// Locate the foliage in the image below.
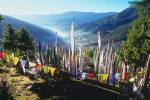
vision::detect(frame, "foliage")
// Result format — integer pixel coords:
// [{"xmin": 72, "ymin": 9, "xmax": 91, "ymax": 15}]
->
[
  {"xmin": 2, "ymin": 24, "xmax": 17, "ymax": 51},
  {"xmin": 0, "ymin": 59, "xmax": 7, "ymax": 67},
  {"xmin": 2, "ymin": 25, "xmax": 35, "ymax": 56},
  {"xmin": 17, "ymin": 28, "xmax": 35, "ymax": 52},
  {"xmin": 120, "ymin": 0, "xmax": 150, "ymax": 68},
  {"xmin": 84, "ymin": 48, "xmax": 94, "ymax": 58}
]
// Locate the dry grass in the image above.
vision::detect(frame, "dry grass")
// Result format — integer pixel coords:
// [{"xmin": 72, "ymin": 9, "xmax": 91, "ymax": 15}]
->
[{"xmin": 0, "ymin": 67, "xmax": 44, "ymax": 100}]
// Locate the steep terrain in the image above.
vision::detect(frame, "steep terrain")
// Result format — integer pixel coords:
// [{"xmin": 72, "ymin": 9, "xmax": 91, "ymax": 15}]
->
[
  {"xmin": 75, "ymin": 7, "xmax": 138, "ymax": 47},
  {"xmin": 0, "ymin": 16, "xmax": 64, "ymax": 46}
]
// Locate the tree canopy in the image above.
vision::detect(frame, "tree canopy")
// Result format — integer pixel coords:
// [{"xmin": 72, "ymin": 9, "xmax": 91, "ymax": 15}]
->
[
  {"xmin": 120, "ymin": 0, "xmax": 150, "ymax": 68},
  {"xmin": 17, "ymin": 28, "xmax": 35, "ymax": 52},
  {"xmin": 2, "ymin": 24, "xmax": 35, "ymax": 55},
  {"xmin": 2, "ymin": 24, "xmax": 17, "ymax": 51}
]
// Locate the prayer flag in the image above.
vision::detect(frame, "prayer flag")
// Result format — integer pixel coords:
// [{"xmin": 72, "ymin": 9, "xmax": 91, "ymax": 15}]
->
[
  {"xmin": 49, "ymin": 67, "xmax": 56, "ymax": 77},
  {"xmin": 13, "ymin": 57, "xmax": 19, "ymax": 65},
  {"xmin": 20, "ymin": 59, "xmax": 27, "ymax": 73}
]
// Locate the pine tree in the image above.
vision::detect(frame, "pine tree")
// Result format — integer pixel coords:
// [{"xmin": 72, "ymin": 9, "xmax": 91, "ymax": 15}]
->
[
  {"xmin": 121, "ymin": 0, "xmax": 150, "ymax": 68},
  {"xmin": 120, "ymin": 0, "xmax": 150, "ymax": 94},
  {"xmin": 2, "ymin": 24, "xmax": 17, "ymax": 51},
  {"xmin": 17, "ymin": 28, "xmax": 35, "ymax": 52}
]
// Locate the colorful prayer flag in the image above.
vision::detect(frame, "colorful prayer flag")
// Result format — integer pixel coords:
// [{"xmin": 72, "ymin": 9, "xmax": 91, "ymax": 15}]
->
[
  {"xmin": 20, "ymin": 59, "xmax": 26, "ymax": 73},
  {"xmin": 13, "ymin": 57, "xmax": 19, "ymax": 65},
  {"xmin": 49, "ymin": 67, "xmax": 56, "ymax": 77}
]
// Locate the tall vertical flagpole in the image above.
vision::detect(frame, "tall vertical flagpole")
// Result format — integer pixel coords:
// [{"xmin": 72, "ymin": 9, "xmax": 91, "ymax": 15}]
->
[
  {"xmin": 79, "ymin": 46, "xmax": 83, "ymax": 73},
  {"xmin": 55, "ymin": 32, "xmax": 58, "ymax": 55},
  {"xmin": 97, "ymin": 30, "xmax": 101, "ymax": 51},
  {"xmin": 39, "ymin": 40, "xmax": 43, "ymax": 65},
  {"xmin": 78, "ymin": 37, "xmax": 83, "ymax": 73},
  {"xmin": 53, "ymin": 32, "xmax": 58, "ymax": 67},
  {"xmin": 95, "ymin": 30, "xmax": 101, "ymax": 73},
  {"xmin": 70, "ymin": 19, "xmax": 76, "ymax": 75}
]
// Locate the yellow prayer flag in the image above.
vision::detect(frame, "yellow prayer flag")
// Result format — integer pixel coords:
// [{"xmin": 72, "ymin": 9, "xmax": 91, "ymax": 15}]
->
[
  {"xmin": 13, "ymin": 57, "xmax": 19, "ymax": 65},
  {"xmin": 49, "ymin": 67, "xmax": 56, "ymax": 77},
  {"xmin": 99, "ymin": 74, "xmax": 108, "ymax": 82},
  {"xmin": 102, "ymin": 74, "xmax": 108, "ymax": 81}
]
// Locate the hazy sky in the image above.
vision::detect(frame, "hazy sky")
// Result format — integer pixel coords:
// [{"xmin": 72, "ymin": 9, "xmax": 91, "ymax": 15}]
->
[{"xmin": 0, "ymin": 0, "xmax": 133, "ymax": 15}]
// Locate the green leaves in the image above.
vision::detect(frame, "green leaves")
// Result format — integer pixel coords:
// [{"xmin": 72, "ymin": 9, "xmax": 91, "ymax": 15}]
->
[
  {"xmin": 17, "ymin": 28, "xmax": 35, "ymax": 51},
  {"xmin": 2, "ymin": 24, "xmax": 35, "ymax": 55},
  {"xmin": 85, "ymin": 48, "xmax": 94, "ymax": 58},
  {"xmin": 2, "ymin": 24, "xmax": 17, "ymax": 51},
  {"xmin": 120, "ymin": 0, "xmax": 150, "ymax": 68}
]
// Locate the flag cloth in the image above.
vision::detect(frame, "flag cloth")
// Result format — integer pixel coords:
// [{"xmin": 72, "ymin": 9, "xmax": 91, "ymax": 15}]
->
[
  {"xmin": 123, "ymin": 72, "xmax": 129, "ymax": 80},
  {"xmin": 13, "ymin": 57, "xmax": 19, "ymax": 65},
  {"xmin": 118, "ymin": 65, "xmax": 123, "ymax": 72},
  {"xmin": 98, "ymin": 74, "xmax": 108, "ymax": 82},
  {"xmin": 115, "ymin": 73, "xmax": 122, "ymax": 81},
  {"xmin": 35, "ymin": 63, "xmax": 42, "ymax": 71},
  {"xmin": 82, "ymin": 72, "xmax": 88, "ymax": 80},
  {"xmin": 95, "ymin": 50, "xmax": 100, "ymax": 73},
  {"xmin": 29, "ymin": 62, "xmax": 36, "ymax": 67},
  {"xmin": 70, "ymin": 20, "xmax": 76, "ymax": 74},
  {"xmin": 138, "ymin": 68, "xmax": 144, "ymax": 77},
  {"xmin": 49, "ymin": 67, "xmax": 56, "ymax": 77},
  {"xmin": 42, "ymin": 66, "xmax": 49, "ymax": 74},
  {"xmin": 20, "ymin": 59, "xmax": 27, "ymax": 73},
  {"xmin": 109, "ymin": 73, "xmax": 115, "ymax": 85},
  {"xmin": 99, "ymin": 49, "xmax": 104, "ymax": 73},
  {"xmin": 114, "ymin": 53, "xmax": 120, "ymax": 69},
  {"xmin": 95, "ymin": 30, "xmax": 101, "ymax": 73},
  {"xmin": 0, "ymin": 51, "xmax": 7, "ymax": 58}
]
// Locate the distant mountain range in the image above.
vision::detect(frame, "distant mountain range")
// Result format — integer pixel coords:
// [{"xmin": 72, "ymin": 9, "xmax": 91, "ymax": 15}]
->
[
  {"xmin": 14, "ymin": 11, "xmax": 117, "ymax": 37},
  {"xmin": 0, "ymin": 15, "xmax": 64, "ymax": 47},
  {"xmin": 13, "ymin": 7, "xmax": 138, "ymax": 48}
]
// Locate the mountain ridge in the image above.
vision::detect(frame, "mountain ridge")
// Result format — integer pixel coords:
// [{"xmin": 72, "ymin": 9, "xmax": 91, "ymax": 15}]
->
[
  {"xmin": 0, "ymin": 15, "xmax": 64, "ymax": 46},
  {"xmin": 13, "ymin": 11, "xmax": 117, "ymax": 35},
  {"xmin": 75, "ymin": 7, "xmax": 138, "ymax": 47},
  {"xmin": 12, "ymin": 8, "xmax": 138, "ymax": 47}
]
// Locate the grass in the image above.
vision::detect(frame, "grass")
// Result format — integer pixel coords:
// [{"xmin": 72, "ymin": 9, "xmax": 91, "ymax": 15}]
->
[{"xmin": 0, "ymin": 67, "xmax": 43, "ymax": 100}]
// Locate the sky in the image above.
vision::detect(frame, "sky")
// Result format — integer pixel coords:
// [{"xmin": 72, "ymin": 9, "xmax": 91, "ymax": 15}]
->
[{"xmin": 0, "ymin": 0, "xmax": 133, "ymax": 15}]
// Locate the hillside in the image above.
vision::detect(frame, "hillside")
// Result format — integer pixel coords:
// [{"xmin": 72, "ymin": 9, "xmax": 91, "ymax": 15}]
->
[
  {"xmin": 76, "ymin": 7, "xmax": 138, "ymax": 47},
  {"xmin": 0, "ymin": 15, "xmax": 64, "ymax": 46}
]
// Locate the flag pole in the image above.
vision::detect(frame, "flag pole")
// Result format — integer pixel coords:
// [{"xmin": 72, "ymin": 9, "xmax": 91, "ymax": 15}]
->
[{"xmin": 70, "ymin": 18, "xmax": 76, "ymax": 76}]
